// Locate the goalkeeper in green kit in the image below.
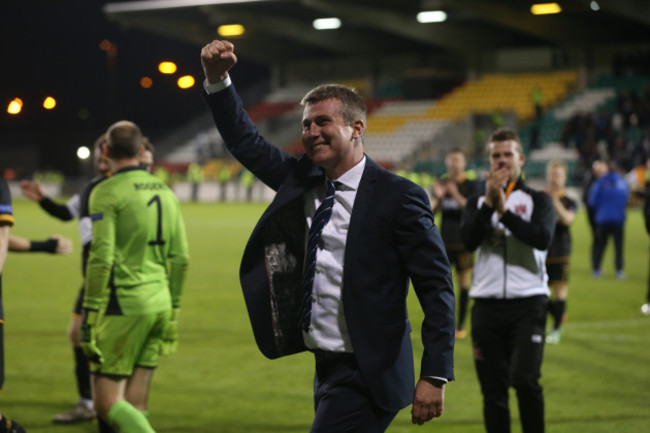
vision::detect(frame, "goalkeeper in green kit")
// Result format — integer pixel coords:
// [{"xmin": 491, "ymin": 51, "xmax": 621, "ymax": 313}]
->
[{"xmin": 82, "ymin": 120, "xmax": 189, "ymax": 432}]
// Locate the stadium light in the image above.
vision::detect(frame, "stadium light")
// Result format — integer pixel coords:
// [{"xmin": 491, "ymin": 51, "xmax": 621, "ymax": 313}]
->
[
  {"xmin": 218, "ymin": 24, "xmax": 245, "ymax": 37},
  {"xmin": 313, "ymin": 18, "xmax": 341, "ymax": 30},
  {"xmin": 99, "ymin": 39, "xmax": 113, "ymax": 51},
  {"xmin": 177, "ymin": 75, "xmax": 196, "ymax": 89},
  {"xmin": 7, "ymin": 98, "xmax": 23, "ymax": 115},
  {"xmin": 530, "ymin": 3, "xmax": 562, "ymax": 15},
  {"xmin": 590, "ymin": 1, "xmax": 600, "ymax": 11},
  {"xmin": 416, "ymin": 11, "xmax": 447, "ymax": 23},
  {"xmin": 158, "ymin": 61, "xmax": 177, "ymax": 74},
  {"xmin": 77, "ymin": 146, "xmax": 91, "ymax": 160},
  {"xmin": 140, "ymin": 76, "xmax": 153, "ymax": 88},
  {"xmin": 43, "ymin": 96, "xmax": 56, "ymax": 110}
]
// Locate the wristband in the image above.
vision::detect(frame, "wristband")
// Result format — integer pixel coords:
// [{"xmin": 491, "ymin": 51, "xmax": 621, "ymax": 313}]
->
[{"xmin": 30, "ymin": 238, "xmax": 58, "ymax": 253}]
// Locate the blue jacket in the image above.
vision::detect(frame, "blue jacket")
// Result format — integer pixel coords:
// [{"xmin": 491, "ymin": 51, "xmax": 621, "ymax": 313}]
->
[{"xmin": 588, "ymin": 171, "xmax": 629, "ymax": 226}]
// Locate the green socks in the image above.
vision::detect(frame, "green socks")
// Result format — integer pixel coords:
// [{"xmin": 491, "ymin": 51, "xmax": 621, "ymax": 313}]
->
[{"xmin": 107, "ymin": 400, "xmax": 155, "ymax": 433}]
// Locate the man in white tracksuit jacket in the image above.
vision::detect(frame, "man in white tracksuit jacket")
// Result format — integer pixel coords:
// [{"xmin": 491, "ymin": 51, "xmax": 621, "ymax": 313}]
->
[{"xmin": 461, "ymin": 127, "xmax": 556, "ymax": 433}]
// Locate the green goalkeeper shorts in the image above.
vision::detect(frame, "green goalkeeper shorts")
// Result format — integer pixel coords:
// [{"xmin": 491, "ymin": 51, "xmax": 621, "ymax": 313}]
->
[{"xmin": 91, "ymin": 310, "xmax": 171, "ymax": 377}]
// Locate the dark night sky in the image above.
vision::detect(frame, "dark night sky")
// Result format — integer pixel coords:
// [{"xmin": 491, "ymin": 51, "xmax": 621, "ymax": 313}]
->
[{"xmin": 0, "ymin": 1, "xmax": 267, "ymax": 176}]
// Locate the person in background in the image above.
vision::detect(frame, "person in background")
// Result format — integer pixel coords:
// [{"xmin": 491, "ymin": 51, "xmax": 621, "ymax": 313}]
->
[
  {"xmin": 82, "ymin": 120, "xmax": 189, "ymax": 432},
  {"xmin": 582, "ymin": 160, "xmax": 608, "ymax": 267},
  {"xmin": 462, "ymin": 127, "xmax": 555, "ymax": 433},
  {"xmin": 240, "ymin": 168, "xmax": 255, "ymax": 202},
  {"xmin": 218, "ymin": 163, "xmax": 231, "ymax": 202},
  {"xmin": 140, "ymin": 137, "xmax": 155, "ymax": 173},
  {"xmin": 8, "ymin": 235, "xmax": 72, "ymax": 255},
  {"xmin": 432, "ymin": 148, "xmax": 479, "ymax": 339},
  {"xmin": 641, "ymin": 163, "xmax": 650, "ymax": 315},
  {"xmin": 588, "ymin": 161, "xmax": 629, "ymax": 279},
  {"xmin": 187, "ymin": 162, "xmax": 203, "ymax": 202},
  {"xmin": 0, "ymin": 177, "xmax": 26, "ymax": 433},
  {"xmin": 543, "ymin": 161, "xmax": 577, "ymax": 344},
  {"xmin": 19, "ymin": 134, "xmax": 110, "ymax": 424}
]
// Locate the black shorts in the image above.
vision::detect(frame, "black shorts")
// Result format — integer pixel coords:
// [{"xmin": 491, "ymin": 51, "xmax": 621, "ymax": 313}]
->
[
  {"xmin": 73, "ymin": 285, "xmax": 85, "ymax": 316},
  {"xmin": 546, "ymin": 256, "xmax": 570, "ymax": 284},
  {"xmin": 445, "ymin": 243, "xmax": 474, "ymax": 272}
]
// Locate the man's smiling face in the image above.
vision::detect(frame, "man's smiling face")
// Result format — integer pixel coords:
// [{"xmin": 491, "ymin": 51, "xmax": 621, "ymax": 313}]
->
[{"xmin": 301, "ymin": 98, "xmax": 363, "ymax": 178}]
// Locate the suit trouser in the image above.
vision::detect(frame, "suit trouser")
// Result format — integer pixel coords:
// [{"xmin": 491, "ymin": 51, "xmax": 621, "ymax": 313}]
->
[
  {"xmin": 592, "ymin": 223, "xmax": 624, "ymax": 272},
  {"xmin": 310, "ymin": 351, "xmax": 397, "ymax": 433},
  {"xmin": 471, "ymin": 296, "xmax": 547, "ymax": 433}
]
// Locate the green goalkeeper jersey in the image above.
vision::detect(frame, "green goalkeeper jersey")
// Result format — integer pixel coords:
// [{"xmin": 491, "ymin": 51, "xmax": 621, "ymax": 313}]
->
[{"xmin": 84, "ymin": 166, "xmax": 189, "ymax": 316}]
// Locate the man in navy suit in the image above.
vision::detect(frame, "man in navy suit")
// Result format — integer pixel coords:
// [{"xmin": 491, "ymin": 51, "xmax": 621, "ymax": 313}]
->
[{"xmin": 200, "ymin": 40, "xmax": 455, "ymax": 432}]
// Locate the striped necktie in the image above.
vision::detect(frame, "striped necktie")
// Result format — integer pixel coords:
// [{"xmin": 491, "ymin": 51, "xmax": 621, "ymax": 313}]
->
[{"xmin": 298, "ymin": 180, "xmax": 336, "ymax": 332}]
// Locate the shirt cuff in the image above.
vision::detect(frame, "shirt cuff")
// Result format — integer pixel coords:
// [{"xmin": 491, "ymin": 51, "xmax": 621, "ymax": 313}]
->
[
  {"xmin": 203, "ymin": 76, "xmax": 232, "ymax": 94},
  {"xmin": 424, "ymin": 376, "xmax": 448, "ymax": 384}
]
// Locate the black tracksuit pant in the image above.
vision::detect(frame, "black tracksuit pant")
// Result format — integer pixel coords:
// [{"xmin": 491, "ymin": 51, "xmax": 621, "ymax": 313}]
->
[{"xmin": 472, "ymin": 295, "xmax": 547, "ymax": 433}]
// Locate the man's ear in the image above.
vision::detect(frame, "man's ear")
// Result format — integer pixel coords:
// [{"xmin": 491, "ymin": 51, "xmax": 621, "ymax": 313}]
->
[
  {"xmin": 137, "ymin": 144, "xmax": 145, "ymax": 158},
  {"xmin": 101, "ymin": 142, "xmax": 110, "ymax": 158},
  {"xmin": 352, "ymin": 119, "xmax": 365, "ymax": 139}
]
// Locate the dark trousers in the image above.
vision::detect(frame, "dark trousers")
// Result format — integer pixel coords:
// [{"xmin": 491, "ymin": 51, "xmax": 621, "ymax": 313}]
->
[
  {"xmin": 592, "ymin": 224, "xmax": 624, "ymax": 272},
  {"xmin": 310, "ymin": 351, "xmax": 397, "ymax": 433},
  {"xmin": 471, "ymin": 297, "xmax": 547, "ymax": 433}
]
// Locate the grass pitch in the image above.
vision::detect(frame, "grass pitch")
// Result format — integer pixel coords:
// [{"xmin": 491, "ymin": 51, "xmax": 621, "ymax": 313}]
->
[{"xmin": 2, "ymin": 199, "xmax": 649, "ymax": 432}]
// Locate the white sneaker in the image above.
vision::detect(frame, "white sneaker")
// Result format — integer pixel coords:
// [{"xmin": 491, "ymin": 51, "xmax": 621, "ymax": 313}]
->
[
  {"xmin": 52, "ymin": 403, "xmax": 96, "ymax": 424},
  {"xmin": 641, "ymin": 303, "xmax": 650, "ymax": 316}
]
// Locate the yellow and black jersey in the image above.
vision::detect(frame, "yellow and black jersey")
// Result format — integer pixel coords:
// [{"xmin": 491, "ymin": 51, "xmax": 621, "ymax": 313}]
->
[
  {"xmin": 548, "ymin": 194, "xmax": 577, "ymax": 259},
  {"xmin": 438, "ymin": 173, "xmax": 480, "ymax": 246}
]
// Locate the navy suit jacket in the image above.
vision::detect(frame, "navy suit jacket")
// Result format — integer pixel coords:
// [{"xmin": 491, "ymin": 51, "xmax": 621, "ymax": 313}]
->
[{"xmin": 204, "ymin": 84, "xmax": 455, "ymax": 412}]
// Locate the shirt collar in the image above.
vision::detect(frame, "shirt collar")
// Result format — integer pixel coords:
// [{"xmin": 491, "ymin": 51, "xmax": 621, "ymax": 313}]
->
[
  {"xmin": 113, "ymin": 165, "xmax": 147, "ymax": 175},
  {"xmin": 330, "ymin": 156, "xmax": 365, "ymax": 191}
]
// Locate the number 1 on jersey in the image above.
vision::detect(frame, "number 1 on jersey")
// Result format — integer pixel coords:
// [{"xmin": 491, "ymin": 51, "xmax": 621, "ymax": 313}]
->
[{"xmin": 148, "ymin": 195, "xmax": 166, "ymax": 246}]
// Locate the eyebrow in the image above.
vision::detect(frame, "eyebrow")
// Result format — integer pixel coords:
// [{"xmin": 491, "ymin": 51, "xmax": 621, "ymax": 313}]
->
[{"xmin": 302, "ymin": 114, "xmax": 334, "ymax": 125}]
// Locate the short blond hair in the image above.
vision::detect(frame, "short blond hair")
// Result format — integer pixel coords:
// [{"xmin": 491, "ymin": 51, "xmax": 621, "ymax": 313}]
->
[{"xmin": 546, "ymin": 160, "xmax": 567, "ymax": 173}]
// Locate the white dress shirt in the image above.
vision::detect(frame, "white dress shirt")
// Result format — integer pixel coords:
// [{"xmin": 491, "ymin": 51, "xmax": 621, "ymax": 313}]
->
[{"xmin": 302, "ymin": 157, "xmax": 366, "ymax": 352}]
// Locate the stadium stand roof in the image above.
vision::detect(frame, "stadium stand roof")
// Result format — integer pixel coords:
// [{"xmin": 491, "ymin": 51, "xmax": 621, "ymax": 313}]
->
[{"xmin": 104, "ymin": 0, "xmax": 650, "ymax": 65}]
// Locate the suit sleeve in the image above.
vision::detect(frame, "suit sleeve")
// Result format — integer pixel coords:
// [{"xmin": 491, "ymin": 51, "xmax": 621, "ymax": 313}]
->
[
  {"xmin": 203, "ymin": 85, "xmax": 297, "ymax": 191},
  {"xmin": 395, "ymin": 185, "xmax": 455, "ymax": 380},
  {"xmin": 499, "ymin": 191, "xmax": 556, "ymax": 250}
]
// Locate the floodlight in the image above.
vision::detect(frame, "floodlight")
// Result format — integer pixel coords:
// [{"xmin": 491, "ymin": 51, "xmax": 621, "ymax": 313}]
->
[
  {"xmin": 531, "ymin": 3, "xmax": 562, "ymax": 15},
  {"xmin": 417, "ymin": 11, "xmax": 447, "ymax": 23},
  {"xmin": 313, "ymin": 18, "xmax": 341, "ymax": 30},
  {"xmin": 159, "ymin": 62, "xmax": 178, "ymax": 74},
  {"xmin": 218, "ymin": 24, "xmax": 245, "ymax": 36},
  {"xmin": 77, "ymin": 146, "xmax": 91, "ymax": 160},
  {"xmin": 43, "ymin": 96, "xmax": 56, "ymax": 110},
  {"xmin": 177, "ymin": 75, "xmax": 196, "ymax": 89}
]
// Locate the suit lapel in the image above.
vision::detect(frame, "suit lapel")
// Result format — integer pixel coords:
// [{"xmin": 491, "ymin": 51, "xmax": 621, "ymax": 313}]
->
[
  {"xmin": 260, "ymin": 158, "xmax": 324, "ymax": 222},
  {"xmin": 348, "ymin": 155, "xmax": 378, "ymax": 244}
]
